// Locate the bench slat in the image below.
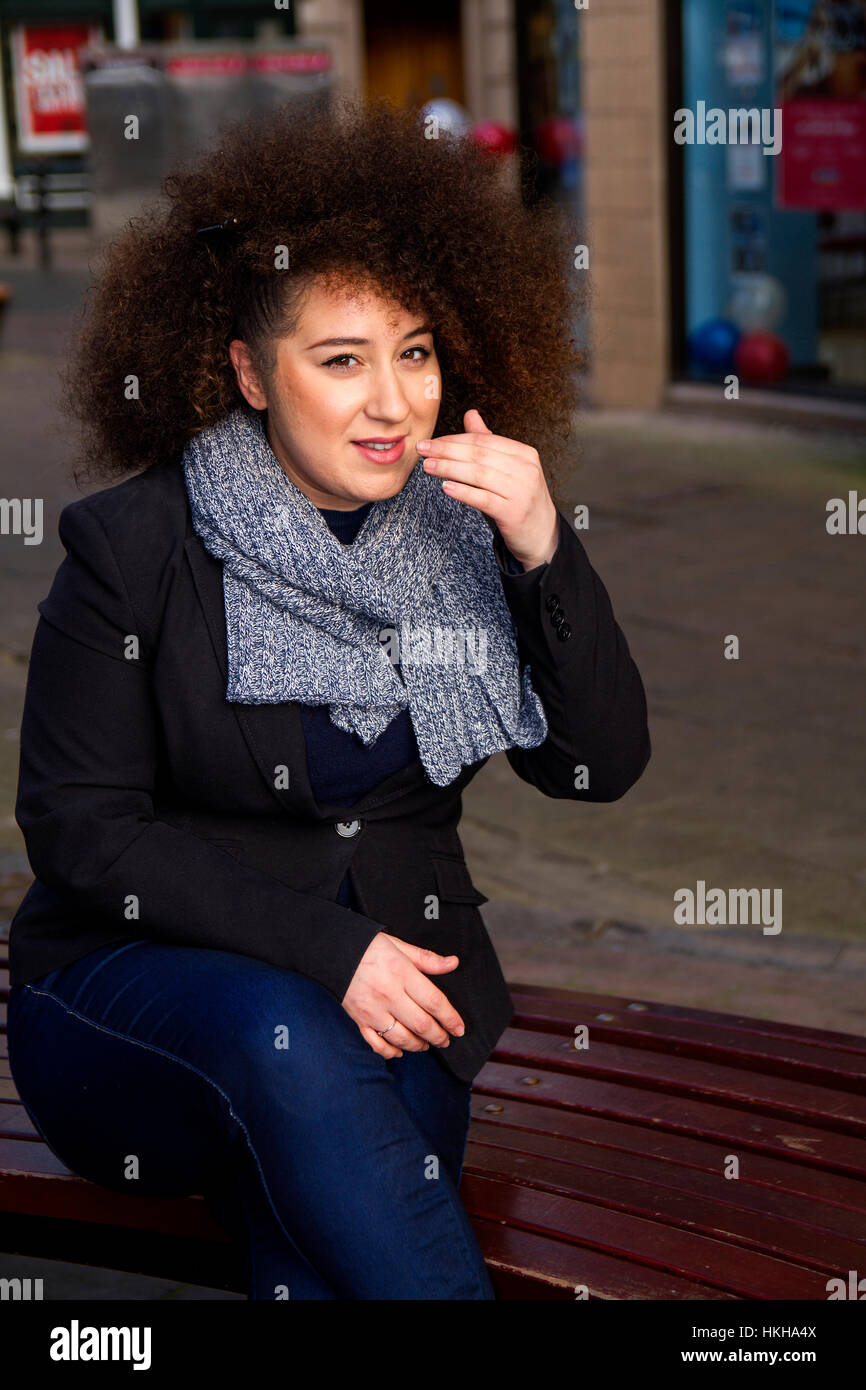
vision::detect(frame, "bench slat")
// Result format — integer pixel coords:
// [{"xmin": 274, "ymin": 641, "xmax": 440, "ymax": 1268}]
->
[
  {"xmin": 508, "ymin": 994, "xmax": 866, "ymax": 1086},
  {"xmin": 472, "ymin": 1218, "xmax": 741, "ymax": 1300},
  {"xmin": 474, "ymin": 1061, "xmax": 866, "ymax": 1176},
  {"xmin": 509, "ymin": 983, "xmax": 866, "ymax": 1055},
  {"xmin": 463, "ymin": 1139, "xmax": 866, "ymax": 1270},
  {"xmin": 464, "ymin": 1122, "xmax": 866, "ymax": 1238},
  {"xmin": 470, "ymin": 1093, "xmax": 866, "ymax": 1208},
  {"xmin": 490, "ymin": 1027, "xmax": 866, "ymax": 1134},
  {"xmin": 460, "ymin": 1173, "xmax": 832, "ymax": 1300},
  {"xmin": 0, "ymin": 1140, "xmax": 229, "ymax": 1240}
]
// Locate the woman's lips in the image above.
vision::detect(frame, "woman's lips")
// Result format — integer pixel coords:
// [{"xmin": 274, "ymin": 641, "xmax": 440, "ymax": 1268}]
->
[{"xmin": 351, "ymin": 437, "xmax": 407, "ymax": 464}]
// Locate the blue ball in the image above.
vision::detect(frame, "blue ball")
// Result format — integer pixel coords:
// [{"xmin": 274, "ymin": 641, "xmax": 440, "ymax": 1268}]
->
[{"xmin": 688, "ymin": 318, "xmax": 741, "ymax": 372}]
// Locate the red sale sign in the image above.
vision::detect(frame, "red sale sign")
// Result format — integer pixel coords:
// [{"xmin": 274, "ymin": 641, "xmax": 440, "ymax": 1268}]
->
[
  {"xmin": 774, "ymin": 0, "xmax": 866, "ymax": 211},
  {"xmin": 777, "ymin": 99, "xmax": 866, "ymax": 211},
  {"xmin": 12, "ymin": 24, "xmax": 101, "ymax": 153}
]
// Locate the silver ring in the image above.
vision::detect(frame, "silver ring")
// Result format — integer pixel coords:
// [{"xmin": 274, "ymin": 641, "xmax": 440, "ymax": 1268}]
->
[{"xmin": 375, "ymin": 1020, "xmax": 397, "ymax": 1036}]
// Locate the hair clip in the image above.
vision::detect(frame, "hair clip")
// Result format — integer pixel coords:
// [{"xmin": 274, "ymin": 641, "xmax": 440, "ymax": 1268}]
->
[{"xmin": 195, "ymin": 216, "xmax": 240, "ymax": 242}]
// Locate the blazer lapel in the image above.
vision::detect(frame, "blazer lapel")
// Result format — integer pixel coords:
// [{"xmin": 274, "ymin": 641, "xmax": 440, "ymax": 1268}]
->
[
  {"xmin": 183, "ymin": 530, "xmax": 321, "ymax": 816},
  {"xmin": 183, "ymin": 530, "xmax": 429, "ymax": 820}
]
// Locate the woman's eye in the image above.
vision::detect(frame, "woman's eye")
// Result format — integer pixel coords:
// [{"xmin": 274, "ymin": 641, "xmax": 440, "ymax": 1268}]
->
[{"xmin": 322, "ymin": 346, "xmax": 431, "ymax": 371}]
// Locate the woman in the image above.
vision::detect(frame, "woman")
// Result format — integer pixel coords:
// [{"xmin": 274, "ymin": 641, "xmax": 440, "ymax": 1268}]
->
[{"xmin": 6, "ymin": 97, "xmax": 651, "ymax": 1300}]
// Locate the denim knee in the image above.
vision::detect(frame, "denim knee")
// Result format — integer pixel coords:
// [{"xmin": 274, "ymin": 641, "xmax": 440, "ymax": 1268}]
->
[
  {"xmin": 215, "ymin": 965, "xmax": 386, "ymax": 1112},
  {"xmin": 7, "ymin": 981, "xmax": 229, "ymax": 1198}
]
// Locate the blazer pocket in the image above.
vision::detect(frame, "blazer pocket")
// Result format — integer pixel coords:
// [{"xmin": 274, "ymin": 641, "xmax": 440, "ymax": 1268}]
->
[
  {"xmin": 431, "ymin": 854, "xmax": 489, "ymax": 905},
  {"xmin": 204, "ymin": 836, "xmax": 245, "ymax": 863}
]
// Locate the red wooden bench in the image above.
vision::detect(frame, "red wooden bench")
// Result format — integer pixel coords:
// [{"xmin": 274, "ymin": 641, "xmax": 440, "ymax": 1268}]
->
[{"xmin": 2, "ymin": 941, "xmax": 866, "ymax": 1299}]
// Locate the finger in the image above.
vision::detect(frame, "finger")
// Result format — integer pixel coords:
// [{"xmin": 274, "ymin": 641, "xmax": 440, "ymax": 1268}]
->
[
  {"xmin": 404, "ymin": 976, "xmax": 466, "ymax": 1037},
  {"xmin": 391, "ymin": 996, "xmax": 452, "ymax": 1047},
  {"xmin": 360, "ymin": 1024, "xmax": 402, "ymax": 1059},
  {"xmin": 384, "ymin": 1019, "xmax": 431, "ymax": 1052},
  {"xmin": 428, "ymin": 461, "xmax": 514, "ymax": 511},
  {"xmin": 385, "ymin": 938, "xmax": 459, "ymax": 973},
  {"xmin": 421, "ymin": 440, "xmax": 520, "ymax": 478},
  {"xmin": 421, "ymin": 432, "xmax": 530, "ymax": 461},
  {"xmin": 464, "ymin": 408, "xmax": 493, "ymax": 434},
  {"xmin": 424, "ymin": 457, "xmax": 513, "ymax": 507},
  {"xmin": 438, "ymin": 477, "xmax": 501, "ymax": 515}
]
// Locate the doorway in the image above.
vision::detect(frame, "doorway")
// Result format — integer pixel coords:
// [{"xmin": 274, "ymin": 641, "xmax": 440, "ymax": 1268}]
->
[{"xmin": 363, "ymin": 0, "xmax": 465, "ymax": 109}]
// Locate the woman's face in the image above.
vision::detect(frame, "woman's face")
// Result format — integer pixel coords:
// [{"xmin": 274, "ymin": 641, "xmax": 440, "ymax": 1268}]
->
[{"xmin": 229, "ymin": 277, "xmax": 442, "ymax": 511}]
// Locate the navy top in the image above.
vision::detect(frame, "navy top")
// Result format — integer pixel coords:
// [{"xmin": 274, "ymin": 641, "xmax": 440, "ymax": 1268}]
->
[{"xmin": 304, "ymin": 498, "xmax": 523, "ymax": 909}]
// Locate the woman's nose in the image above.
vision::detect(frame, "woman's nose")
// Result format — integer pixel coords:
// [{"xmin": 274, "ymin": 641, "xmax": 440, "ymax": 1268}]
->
[{"xmin": 365, "ymin": 369, "xmax": 411, "ymax": 422}]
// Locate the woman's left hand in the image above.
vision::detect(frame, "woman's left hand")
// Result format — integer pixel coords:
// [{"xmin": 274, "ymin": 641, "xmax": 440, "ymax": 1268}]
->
[{"xmin": 417, "ymin": 409, "xmax": 560, "ymax": 573}]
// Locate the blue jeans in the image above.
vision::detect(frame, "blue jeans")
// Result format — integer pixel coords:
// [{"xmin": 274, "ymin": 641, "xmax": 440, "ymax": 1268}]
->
[{"xmin": 7, "ymin": 938, "xmax": 495, "ymax": 1300}]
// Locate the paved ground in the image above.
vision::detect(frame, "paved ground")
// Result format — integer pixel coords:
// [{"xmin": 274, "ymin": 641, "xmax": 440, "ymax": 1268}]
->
[
  {"xmin": 1, "ymin": 228, "xmax": 864, "ymax": 1297},
  {"xmin": 465, "ymin": 404, "xmax": 866, "ymax": 1034}
]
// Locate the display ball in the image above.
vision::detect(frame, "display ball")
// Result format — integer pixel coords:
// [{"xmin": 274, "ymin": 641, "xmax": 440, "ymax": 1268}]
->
[
  {"xmin": 726, "ymin": 273, "xmax": 787, "ymax": 333},
  {"xmin": 471, "ymin": 121, "xmax": 518, "ymax": 156},
  {"xmin": 534, "ymin": 116, "xmax": 582, "ymax": 165},
  {"xmin": 687, "ymin": 317, "xmax": 741, "ymax": 371},
  {"xmin": 419, "ymin": 99, "xmax": 472, "ymax": 137},
  {"xmin": 734, "ymin": 331, "xmax": 789, "ymax": 383}
]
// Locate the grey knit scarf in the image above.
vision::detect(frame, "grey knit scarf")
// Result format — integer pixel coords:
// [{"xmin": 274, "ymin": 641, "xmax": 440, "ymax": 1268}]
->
[{"xmin": 182, "ymin": 404, "xmax": 548, "ymax": 787}]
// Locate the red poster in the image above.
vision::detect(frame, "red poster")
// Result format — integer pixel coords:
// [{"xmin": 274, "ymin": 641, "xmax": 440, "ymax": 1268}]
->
[
  {"xmin": 777, "ymin": 98, "xmax": 866, "ymax": 209},
  {"xmin": 164, "ymin": 54, "xmax": 247, "ymax": 79},
  {"xmin": 250, "ymin": 50, "xmax": 332, "ymax": 74},
  {"xmin": 12, "ymin": 24, "xmax": 101, "ymax": 153},
  {"xmin": 775, "ymin": 0, "xmax": 866, "ymax": 211}
]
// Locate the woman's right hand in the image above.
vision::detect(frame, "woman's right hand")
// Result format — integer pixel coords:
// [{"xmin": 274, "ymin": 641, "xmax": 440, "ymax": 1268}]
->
[{"xmin": 342, "ymin": 931, "xmax": 465, "ymax": 1059}]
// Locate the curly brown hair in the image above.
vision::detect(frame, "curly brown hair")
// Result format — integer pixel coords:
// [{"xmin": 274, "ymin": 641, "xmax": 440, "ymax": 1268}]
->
[{"xmin": 60, "ymin": 94, "xmax": 587, "ymax": 508}]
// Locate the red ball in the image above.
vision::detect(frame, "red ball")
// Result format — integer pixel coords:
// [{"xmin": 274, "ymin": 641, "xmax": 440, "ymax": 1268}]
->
[
  {"xmin": 471, "ymin": 121, "xmax": 518, "ymax": 156},
  {"xmin": 534, "ymin": 116, "xmax": 582, "ymax": 166},
  {"xmin": 733, "ymin": 331, "xmax": 789, "ymax": 383}
]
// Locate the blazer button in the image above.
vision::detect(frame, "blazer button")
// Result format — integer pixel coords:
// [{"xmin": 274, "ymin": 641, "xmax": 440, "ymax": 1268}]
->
[
  {"xmin": 551, "ymin": 608, "xmax": 564, "ymax": 630},
  {"xmin": 557, "ymin": 621, "xmax": 572, "ymax": 641},
  {"xmin": 335, "ymin": 819, "xmax": 362, "ymax": 837},
  {"xmin": 544, "ymin": 593, "xmax": 560, "ymax": 614}
]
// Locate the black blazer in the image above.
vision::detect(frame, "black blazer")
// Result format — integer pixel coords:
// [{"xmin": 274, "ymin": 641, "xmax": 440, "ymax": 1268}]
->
[{"xmin": 9, "ymin": 458, "xmax": 651, "ymax": 1082}]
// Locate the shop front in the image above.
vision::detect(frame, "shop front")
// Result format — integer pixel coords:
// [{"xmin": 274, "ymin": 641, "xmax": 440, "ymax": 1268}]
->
[{"xmin": 677, "ymin": 0, "xmax": 866, "ymax": 399}]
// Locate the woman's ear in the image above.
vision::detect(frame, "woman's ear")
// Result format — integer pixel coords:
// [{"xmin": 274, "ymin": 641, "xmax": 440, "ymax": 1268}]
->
[{"xmin": 229, "ymin": 339, "xmax": 268, "ymax": 410}]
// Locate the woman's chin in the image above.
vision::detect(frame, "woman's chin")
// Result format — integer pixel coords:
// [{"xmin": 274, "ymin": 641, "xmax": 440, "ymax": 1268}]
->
[{"xmin": 354, "ymin": 462, "xmax": 419, "ymax": 500}]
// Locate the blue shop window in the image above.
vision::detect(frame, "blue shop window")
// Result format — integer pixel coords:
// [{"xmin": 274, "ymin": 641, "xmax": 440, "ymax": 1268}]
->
[{"xmin": 681, "ymin": 0, "xmax": 866, "ymax": 398}]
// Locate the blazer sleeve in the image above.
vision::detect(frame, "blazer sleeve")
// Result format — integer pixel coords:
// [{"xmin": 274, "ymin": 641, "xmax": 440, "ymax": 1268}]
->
[
  {"xmin": 14, "ymin": 498, "xmax": 384, "ymax": 1003},
  {"xmin": 491, "ymin": 509, "xmax": 651, "ymax": 801}
]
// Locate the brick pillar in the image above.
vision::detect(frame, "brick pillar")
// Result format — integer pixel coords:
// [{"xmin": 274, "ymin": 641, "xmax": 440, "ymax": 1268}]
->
[
  {"xmin": 581, "ymin": 0, "xmax": 670, "ymax": 408},
  {"xmin": 295, "ymin": 0, "xmax": 365, "ymax": 98},
  {"xmin": 462, "ymin": 0, "xmax": 518, "ymax": 127}
]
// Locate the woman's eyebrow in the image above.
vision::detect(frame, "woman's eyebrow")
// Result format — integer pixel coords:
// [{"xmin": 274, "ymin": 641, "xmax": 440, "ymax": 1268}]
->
[{"xmin": 305, "ymin": 325, "xmax": 432, "ymax": 350}]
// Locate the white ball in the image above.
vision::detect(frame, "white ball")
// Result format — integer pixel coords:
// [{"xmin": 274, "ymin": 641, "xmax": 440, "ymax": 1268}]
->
[
  {"xmin": 419, "ymin": 99, "xmax": 472, "ymax": 137},
  {"xmin": 726, "ymin": 274, "xmax": 787, "ymax": 333}
]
